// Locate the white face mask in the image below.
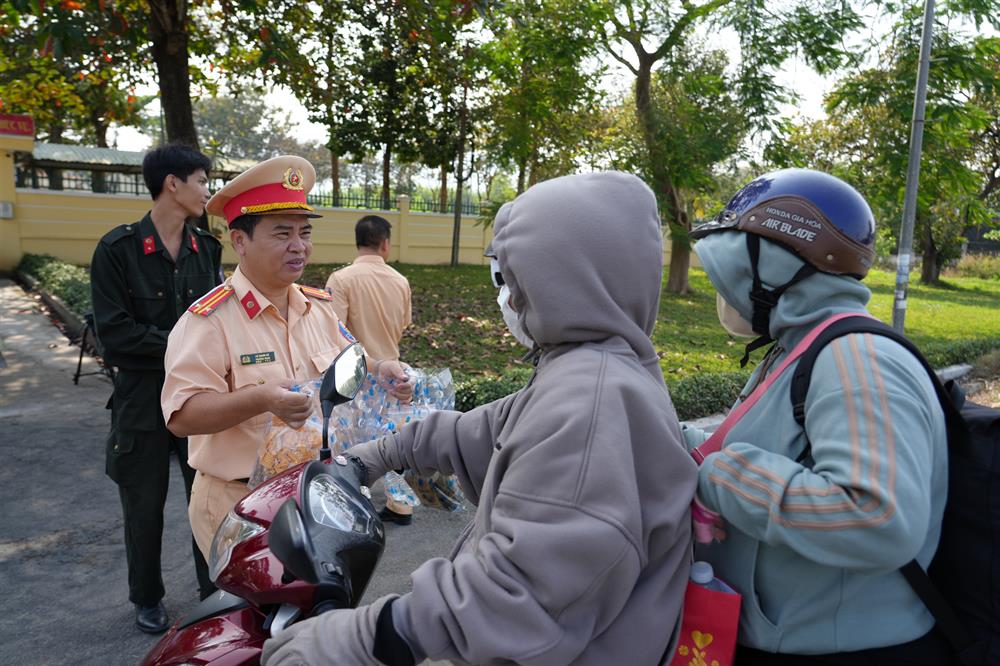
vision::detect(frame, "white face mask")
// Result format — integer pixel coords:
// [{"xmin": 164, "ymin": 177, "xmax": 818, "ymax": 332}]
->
[
  {"xmin": 497, "ymin": 285, "xmax": 534, "ymax": 348},
  {"xmin": 716, "ymin": 293, "xmax": 756, "ymax": 338}
]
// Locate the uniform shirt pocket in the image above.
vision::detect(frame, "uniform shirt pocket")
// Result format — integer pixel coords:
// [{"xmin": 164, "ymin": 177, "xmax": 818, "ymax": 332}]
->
[
  {"xmin": 230, "ymin": 352, "xmax": 286, "ymax": 390},
  {"xmin": 309, "ymin": 347, "xmax": 340, "ymax": 378},
  {"xmin": 128, "ymin": 279, "xmax": 169, "ymax": 326}
]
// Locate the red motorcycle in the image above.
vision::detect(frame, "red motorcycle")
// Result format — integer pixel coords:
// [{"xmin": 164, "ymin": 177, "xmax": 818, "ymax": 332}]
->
[{"xmin": 143, "ymin": 344, "xmax": 386, "ymax": 665}]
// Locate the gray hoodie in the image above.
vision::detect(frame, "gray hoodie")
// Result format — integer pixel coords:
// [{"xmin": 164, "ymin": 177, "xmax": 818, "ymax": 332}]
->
[{"xmin": 352, "ymin": 171, "xmax": 698, "ymax": 665}]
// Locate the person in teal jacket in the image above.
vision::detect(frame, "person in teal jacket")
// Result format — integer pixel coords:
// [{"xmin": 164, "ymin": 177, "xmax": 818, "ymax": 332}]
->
[{"xmin": 682, "ymin": 169, "xmax": 952, "ymax": 664}]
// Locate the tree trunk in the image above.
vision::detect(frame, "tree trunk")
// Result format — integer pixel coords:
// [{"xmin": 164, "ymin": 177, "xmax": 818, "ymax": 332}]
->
[
  {"xmin": 439, "ymin": 166, "xmax": 448, "ymax": 213},
  {"xmin": 920, "ymin": 222, "xmax": 942, "ymax": 284},
  {"xmin": 450, "ymin": 82, "xmax": 469, "ymax": 267},
  {"xmin": 516, "ymin": 162, "xmax": 526, "ymax": 195},
  {"xmin": 330, "ymin": 151, "xmax": 340, "ymax": 206},
  {"xmin": 46, "ymin": 123, "xmax": 64, "ymax": 190},
  {"xmin": 92, "ymin": 115, "xmax": 109, "ymax": 193},
  {"xmin": 148, "ymin": 0, "xmax": 199, "ymax": 149},
  {"xmin": 381, "ymin": 146, "xmax": 391, "ymax": 211},
  {"xmin": 634, "ymin": 57, "xmax": 690, "ymax": 293}
]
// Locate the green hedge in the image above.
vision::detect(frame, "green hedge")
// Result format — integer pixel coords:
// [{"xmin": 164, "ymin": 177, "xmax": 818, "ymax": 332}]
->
[
  {"xmin": 17, "ymin": 253, "xmax": 92, "ymax": 317},
  {"xmin": 453, "ymin": 365, "xmax": 750, "ymax": 421}
]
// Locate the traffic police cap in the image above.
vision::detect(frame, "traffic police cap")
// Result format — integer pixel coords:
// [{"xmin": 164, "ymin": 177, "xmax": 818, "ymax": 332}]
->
[{"xmin": 207, "ymin": 155, "xmax": 322, "ymax": 227}]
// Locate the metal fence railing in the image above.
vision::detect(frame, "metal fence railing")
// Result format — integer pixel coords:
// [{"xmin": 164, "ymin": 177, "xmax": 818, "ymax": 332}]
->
[
  {"xmin": 16, "ymin": 167, "xmax": 149, "ymax": 196},
  {"xmin": 15, "ymin": 167, "xmax": 484, "ymax": 216}
]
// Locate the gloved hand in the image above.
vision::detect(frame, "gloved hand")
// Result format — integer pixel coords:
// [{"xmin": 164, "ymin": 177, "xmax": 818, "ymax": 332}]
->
[{"xmin": 261, "ymin": 594, "xmax": 398, "ymax": 666}]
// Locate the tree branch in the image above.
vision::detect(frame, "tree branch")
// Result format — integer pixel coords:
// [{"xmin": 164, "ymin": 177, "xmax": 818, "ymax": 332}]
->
[
  {"xmin": 602, "ymin": 29, "xmax": 639, "ymax": 75},
  {"xmin": 654, "ymin": 0, "xmax": 735, "ymax": 62}
]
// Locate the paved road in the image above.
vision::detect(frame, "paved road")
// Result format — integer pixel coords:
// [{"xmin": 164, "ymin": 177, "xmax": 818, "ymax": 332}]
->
[{"xmin": 0, "ymin": 279, "xmax": 469, "ymax": 665}]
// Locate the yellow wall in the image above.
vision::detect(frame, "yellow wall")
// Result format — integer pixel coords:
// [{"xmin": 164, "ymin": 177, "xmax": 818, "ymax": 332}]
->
[
  {"xmin": 4, "ymin": 188, "xmax": 496, "ymax": 269},
  {"xmin": 2, "ymin": 145, "xmax": 685, "ymax": 271}
]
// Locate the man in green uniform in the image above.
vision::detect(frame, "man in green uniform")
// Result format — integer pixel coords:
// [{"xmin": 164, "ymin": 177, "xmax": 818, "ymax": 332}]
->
[{"xmin": 90, "ymin": 144, "xmax": 223, "ymax": 634}]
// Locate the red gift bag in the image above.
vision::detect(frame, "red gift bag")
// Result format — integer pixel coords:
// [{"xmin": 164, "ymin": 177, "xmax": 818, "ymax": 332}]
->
[{"xmin": 669, "ymin": 580, "xmax": 742, "ymax": 666}]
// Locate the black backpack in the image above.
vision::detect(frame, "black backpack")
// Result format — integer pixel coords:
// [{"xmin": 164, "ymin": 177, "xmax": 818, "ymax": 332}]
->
[{"xmin": 788, "ymin": 316, "xmax": 1000, "ymax": 666}]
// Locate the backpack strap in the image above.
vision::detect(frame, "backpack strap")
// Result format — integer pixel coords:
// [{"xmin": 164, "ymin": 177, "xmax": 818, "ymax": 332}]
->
[
  {"xmin": 691, "ymin": 312, "xmax": 866, "ymax": 465},
  {"xmin": 787, "ymin": 315, "xmax": 975, "ymax": 660}
]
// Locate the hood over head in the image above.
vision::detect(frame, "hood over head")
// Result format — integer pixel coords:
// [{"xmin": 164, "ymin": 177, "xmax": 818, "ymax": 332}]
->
[
  {"xmin": 490, "ymin": 171, "xmax": 664, "ymax": 376},
  {"xmin": 694, "ymin": 232, "xmax": 871, "ymax": 349}
]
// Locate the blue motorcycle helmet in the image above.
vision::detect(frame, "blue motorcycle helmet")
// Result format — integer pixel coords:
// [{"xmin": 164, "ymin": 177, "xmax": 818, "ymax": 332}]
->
[
  {"xmin": 691, "ymin": 168, "xmax": 876, "ymax": 278},
  {"xmin": 691, "ymin": 169, "xmax": 877, "ymax": 365}
]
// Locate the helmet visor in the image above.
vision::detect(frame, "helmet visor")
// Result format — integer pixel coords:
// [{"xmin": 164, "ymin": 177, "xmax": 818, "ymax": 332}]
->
[{"xmin": 690, "ymin": 210, "xmax": 740, "ymax": 240}]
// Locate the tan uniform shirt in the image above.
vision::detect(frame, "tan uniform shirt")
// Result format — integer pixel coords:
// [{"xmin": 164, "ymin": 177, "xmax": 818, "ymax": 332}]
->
[
  {"xmin": 162, "ymin": 265, "xmax": 355, "ymax": 481},
  {"xmin": 325, "ymin": 255, "xmax": 411, "ymax": 361}
]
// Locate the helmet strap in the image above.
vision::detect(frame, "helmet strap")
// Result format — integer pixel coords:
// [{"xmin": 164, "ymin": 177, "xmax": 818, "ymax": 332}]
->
[{"xmin": 740, "ymin": 234, "xmax": 817, "ymax": 367}]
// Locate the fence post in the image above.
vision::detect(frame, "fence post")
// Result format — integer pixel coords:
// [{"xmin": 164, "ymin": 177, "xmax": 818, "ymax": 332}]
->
[
  {"xmin": 396, "ymin": 193, "xmax": 411, "ymax": 263},
  {"xmin": 0, "ymin": 131, "xmax": 34, "ymax": 272}
]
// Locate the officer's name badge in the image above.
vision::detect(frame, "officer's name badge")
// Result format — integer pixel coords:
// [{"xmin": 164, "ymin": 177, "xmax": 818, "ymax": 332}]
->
[{"xmin": 240, "ymin": 351, "xmax": 276, "ymax": 366}]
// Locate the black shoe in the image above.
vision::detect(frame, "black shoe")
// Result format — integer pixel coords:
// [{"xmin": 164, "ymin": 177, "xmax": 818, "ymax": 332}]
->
[
  {"xmin": 135, "ymin": 601, "xmax": 169, "ymax": 634},
  {"xmin": 378, "ymin": 506, "xmax": 413, "ymax": 526}
]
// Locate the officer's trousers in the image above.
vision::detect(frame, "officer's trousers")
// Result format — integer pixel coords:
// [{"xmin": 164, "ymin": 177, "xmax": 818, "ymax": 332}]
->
[{"xmin": 113, "ymin": 428, "xmax": 215, "ymax": 605}]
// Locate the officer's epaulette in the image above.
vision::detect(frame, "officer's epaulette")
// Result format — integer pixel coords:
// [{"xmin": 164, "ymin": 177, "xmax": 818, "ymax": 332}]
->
[
  {"xmin": 100, "ymin": 223, "xmax": 138, "ymax": 246},
  {"xmin": 188, "ymin": 283, "xmax": 235, "ymax": 316},
  {"xmin": 299, "ymin": 285, "xmax": 333, "ymax": 301}
]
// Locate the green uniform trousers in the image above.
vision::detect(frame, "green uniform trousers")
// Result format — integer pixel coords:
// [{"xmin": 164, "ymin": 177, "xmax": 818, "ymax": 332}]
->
[{"xmin": 108, "ymin": 424, "xmax": 215, "ymax": 605}]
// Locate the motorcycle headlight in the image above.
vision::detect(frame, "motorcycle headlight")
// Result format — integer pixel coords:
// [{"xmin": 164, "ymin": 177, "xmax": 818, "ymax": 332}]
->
[
  {"xmin": 208, "ymin": 511, "xmax": 265, "ymax": 581},
  {"xmin": 309, "ymin": 474, "xmax": 368, "ymax": 534}
]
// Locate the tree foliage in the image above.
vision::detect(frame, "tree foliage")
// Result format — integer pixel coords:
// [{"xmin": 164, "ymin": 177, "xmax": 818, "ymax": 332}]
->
[
  {"xmin": 0, "ymin": 0, "xmax": 143, "ymax": 144},
  {"xmin": 769, "ymin": 4, "xmax": 1000, "ymax": 283},
  {"xmin": 601, "ymin": 0, "xmax": 863, "ymax": 293},
  {"xmin": 479, "ymin": 0, "xmax": 605, "ymax": 194}
]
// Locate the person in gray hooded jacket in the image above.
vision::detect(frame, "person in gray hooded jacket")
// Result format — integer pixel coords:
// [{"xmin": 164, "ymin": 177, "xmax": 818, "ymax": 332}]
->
[{"xmin": 261, "ymin": 171, "xmax": 698, "ymax": 666}]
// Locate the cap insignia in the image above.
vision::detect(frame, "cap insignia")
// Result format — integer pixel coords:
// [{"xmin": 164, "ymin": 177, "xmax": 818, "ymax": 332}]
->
[{"xmin": 282, "ymin": 167, "xmax": 304, "ymax": 191}]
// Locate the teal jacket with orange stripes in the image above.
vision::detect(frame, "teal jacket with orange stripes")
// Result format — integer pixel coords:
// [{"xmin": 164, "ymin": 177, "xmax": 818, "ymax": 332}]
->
[{"xmin": 684, "ymin": 231, "xmax": 948, "ymax": 654}]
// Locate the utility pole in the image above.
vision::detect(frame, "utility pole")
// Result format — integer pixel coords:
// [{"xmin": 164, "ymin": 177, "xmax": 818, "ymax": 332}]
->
[{"xmin": 893, "ymin": 0, "xmax": 936, "ymax": 332}]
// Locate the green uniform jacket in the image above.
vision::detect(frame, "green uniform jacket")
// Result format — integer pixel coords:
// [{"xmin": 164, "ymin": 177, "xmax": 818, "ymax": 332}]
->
[{"xmin": 91, "ymin": 214, "xmax": 222, "ymax": 477}]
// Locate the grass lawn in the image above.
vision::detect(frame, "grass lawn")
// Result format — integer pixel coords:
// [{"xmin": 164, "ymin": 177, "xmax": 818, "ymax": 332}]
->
[
  {"xmin": 303, "ymin": 263, "xmax": 1000, "ymax": 384},
  {"xmin": 20, "ymin": 252, "xmax": 1000, "ymax": 418}
]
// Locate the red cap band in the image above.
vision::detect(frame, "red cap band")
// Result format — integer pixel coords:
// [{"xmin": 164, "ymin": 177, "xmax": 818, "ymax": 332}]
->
[{"xmin": 223, "ymin": 182, "xmax": 312, "ymax": 225}]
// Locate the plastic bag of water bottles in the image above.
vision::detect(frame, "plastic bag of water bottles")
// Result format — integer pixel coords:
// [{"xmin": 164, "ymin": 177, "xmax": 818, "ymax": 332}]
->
[{"xmin": 332, "ymin": 366, "xmax": 464, "ymax": 512}]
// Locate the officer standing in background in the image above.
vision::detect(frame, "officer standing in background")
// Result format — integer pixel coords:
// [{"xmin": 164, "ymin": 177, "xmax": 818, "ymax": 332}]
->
[
  {"xmin": 90, "ymin": 144, "xmax": 223, "ymax": 634},
  {"xmin": 326, "ymin": 214, "xmax": 413, "ymax": 525}
]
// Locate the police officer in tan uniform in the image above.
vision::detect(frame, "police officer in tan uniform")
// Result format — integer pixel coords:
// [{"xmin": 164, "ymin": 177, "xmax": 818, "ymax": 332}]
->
[
  {"xmin": 326, "ymin": 214, "xmax": 414, "ymax": 524},
  {"xmin": 161, "ymin": 155, "xmax": 412, "ymax": 558}
]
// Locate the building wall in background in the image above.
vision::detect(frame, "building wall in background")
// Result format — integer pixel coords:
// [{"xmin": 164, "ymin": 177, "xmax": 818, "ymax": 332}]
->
[
  {"xmin": 4, "ymin": 188, "xmax": 684, "ymax": 270},
  {"xmin": 5, "ymin": 189, "xmax": 498, "ymax": 269}
]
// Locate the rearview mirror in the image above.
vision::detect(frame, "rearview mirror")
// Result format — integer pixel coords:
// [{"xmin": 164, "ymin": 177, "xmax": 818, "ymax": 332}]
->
[
  {"xmin": 318, "ymin": 343, "xmax": 366, "ymax": 461},
  {"xmin": 320, "ymin": 343, "xmax": 366, "ymax": 408}
]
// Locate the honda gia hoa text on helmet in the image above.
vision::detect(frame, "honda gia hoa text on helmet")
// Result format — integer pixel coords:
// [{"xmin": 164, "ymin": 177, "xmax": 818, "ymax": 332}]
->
[{"xmin": 691, "ymin": 168, "xmax": 876, "ymax": 279}]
